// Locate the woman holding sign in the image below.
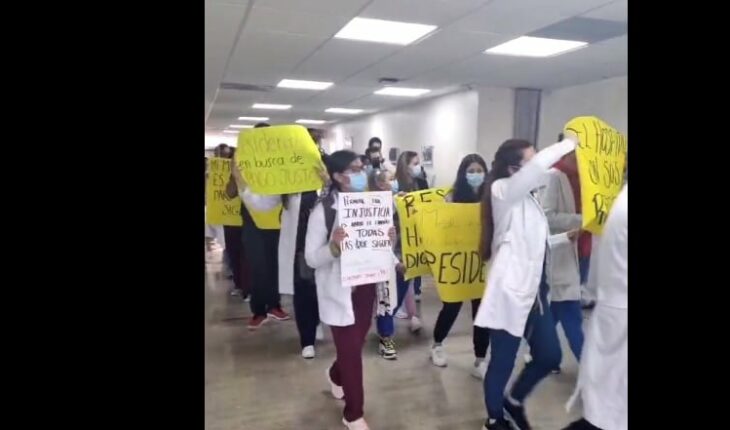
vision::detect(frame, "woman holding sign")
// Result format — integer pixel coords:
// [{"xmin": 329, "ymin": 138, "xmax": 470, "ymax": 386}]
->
[
  {"xmin": 475, "ymin": 136, "xmax": 578, "ymax": 430},
  {"xmin": 305, "ymin": 150, "xmax": 397, "ymax": 430},
  {"xmin": 430, "ymin": 154, "xmax": 492, "ymax": 380},
  {"xmin": 393, "ymin": 152, "xmax": 428, "ymax": 304},
  {"xmin": 368, "ymin": 168, "xmax": 422, "ymax": 361},
  {"xmin": 233, "ymin": 129, "xmax": 329, "ymax": 358}
]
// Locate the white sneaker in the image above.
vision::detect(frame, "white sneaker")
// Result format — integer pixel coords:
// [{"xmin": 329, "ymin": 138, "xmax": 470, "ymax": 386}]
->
[
  {"xmin": 415, "ymin": 293, "xmax": 421, "ymax": 303},
  {"xmin": 395, "ymin": 308, "xmax": 409, "ymax": 319},
  {"xmin": 316, "ymin": 325, "xmax": 324, "ymax": 341},
  {"xmin": 409, "ymin": 316, "xmax": 423, "ymax": 333},
  {"xmin": 342, "ymin": 417, "xmax": 370, "ymax": 430},
  {"xmin": 326, "ymin": 366, "xmax": 344, "ymax": 399},
  {"xmin": 430, "ymin": 345, "xmax": 447, "ymax": 367},
  {"xmin": 302, "ymin": 346, "xmax": 315, "ymax": 359},
  {"xmin": 472, "ymin": 360, "xmax": 487, "ymax": 380}
]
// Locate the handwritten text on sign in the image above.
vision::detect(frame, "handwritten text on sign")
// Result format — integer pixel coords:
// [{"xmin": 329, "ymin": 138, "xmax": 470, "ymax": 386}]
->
[
  {"xmin": 416, "ymin": 202, "xmax": 487, "ymax": 303},
  {"xmin": 564, "ymin": 116, "xmax": 627, "ymax": 234},
  {"xmin": 206, "ymin": 157, "xmax": 243, "ymax": 226},
  {"xmin": 394, "ymin": 188, "xmax": 450, "ymax": 280},
  {"xmin": 339, "ymin": 191, "xmax": 394, "ymax": 288},
  {"xmin": 235, "ymin": 125, "xmax": 323, "ymax": 195}
]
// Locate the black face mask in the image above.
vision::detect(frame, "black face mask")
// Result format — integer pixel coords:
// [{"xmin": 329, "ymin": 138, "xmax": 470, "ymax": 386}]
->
[{"xmin": 371, "ymin": 159, "xmax": 381, "ymax": 169}]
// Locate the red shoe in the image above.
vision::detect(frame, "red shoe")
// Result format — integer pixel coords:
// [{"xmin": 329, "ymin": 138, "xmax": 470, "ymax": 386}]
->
[
  {"xmin": 267, "ymin": 308, "xmax": 291, "ymax": 321},
  {"xmin": 248, "ymin": 315, "xmax": 268, "ymax": 330}
]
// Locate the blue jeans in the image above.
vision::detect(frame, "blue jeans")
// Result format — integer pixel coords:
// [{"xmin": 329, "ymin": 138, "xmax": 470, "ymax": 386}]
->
[
  {"xmin": 376, "ymin": 272, "xmax": 412, "ymax": 337},
  {"xmin": 551, "ymin": 300, "xmax": 584, "ymax": 361},
  {"xmin": 483, "ymin": 274, "xmax": 562, "ymax": 419}
]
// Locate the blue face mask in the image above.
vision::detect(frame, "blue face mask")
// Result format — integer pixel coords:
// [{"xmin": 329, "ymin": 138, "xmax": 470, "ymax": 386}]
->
[
  {"xmin": 390, "ymin": 180, "xmax": 399, "ymax": 193},
  {"xmin": 365, "ymin": 165, "xmax": 374, "ymax": 175},
  {"xmin": 347, "ymin": 171, "xmax": 368, "ymax": 192},
  {"xmin": 466, "ymin": 172, "xmax": 485, "ymax": 188}
]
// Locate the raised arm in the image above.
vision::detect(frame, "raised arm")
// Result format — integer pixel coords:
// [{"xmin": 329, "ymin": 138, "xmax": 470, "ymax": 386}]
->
[{"xmin": 497, "ymin": 137, "xmax": 577, "ymax": 206}]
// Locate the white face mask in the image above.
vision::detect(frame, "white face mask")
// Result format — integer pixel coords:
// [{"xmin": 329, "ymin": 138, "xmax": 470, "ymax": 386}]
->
[{"xmin": 409, "ymin": 165, "xmax": 421, "ymax": 178}]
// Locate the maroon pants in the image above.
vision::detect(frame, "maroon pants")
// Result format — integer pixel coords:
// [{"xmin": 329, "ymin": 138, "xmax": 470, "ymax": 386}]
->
[{"xmin": 329, "ymin": 284, "xmax": 376, "ymax": 422}]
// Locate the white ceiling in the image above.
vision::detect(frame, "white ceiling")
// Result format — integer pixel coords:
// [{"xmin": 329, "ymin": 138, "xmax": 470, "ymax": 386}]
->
[{"xmin": 205, "ymin": 0, "xmax": 627, "ymax": 133}]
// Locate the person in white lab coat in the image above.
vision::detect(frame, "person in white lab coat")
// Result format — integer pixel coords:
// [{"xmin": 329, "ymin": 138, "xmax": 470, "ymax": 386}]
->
[
  {"xmin": 305, "ymin": 150, "xmax": 397, "ymax": 430},
  {"xmin": 475, "ymin": 136, "xmax": 578, "ymax": 430},
  {"xmin": 563, "ymin": 184, "xmax": 627, "ymax": 430},
  {"xmin": 538, "ymin": 150, "xmax": 587, "ymax": 371}
]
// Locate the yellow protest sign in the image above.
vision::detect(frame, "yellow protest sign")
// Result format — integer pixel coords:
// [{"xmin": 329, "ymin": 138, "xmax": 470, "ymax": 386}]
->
[
  {"xmin": 206, "ymin": 157, "xmax": 243, "ymax": 226},
  {"xmin": 564, "ymin": 116, "xmax": 627, "ymax": 234},
  {"xmin": 414, "ymin": 202, "xmax": 487, "ymax": 303},
  {"xmin": 395, "ymin": 187, "xmax": 450, "ymax": 280},
  {"xmin": 235, "ymin": 125, "xmax": 323, "ymax": 195}
]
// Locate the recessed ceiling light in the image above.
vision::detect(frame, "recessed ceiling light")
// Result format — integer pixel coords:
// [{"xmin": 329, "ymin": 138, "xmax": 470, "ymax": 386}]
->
[
  {"xmin": 252, "ymin": 103, "xmax": 292, "ymax": 110},
  {"xmin": 223, "ymin": 130, "xmax": 240, "ymax": 134},
  {"xmin": 485, "ymin": 36, "xmax": 587, "ymax": 58},
  {"xmin": 229, "ymin": 124, "xmax": 254, "ymax": 129},
  {"xmin": 277, "ymin": 79, "xmax": 333, "ymax": 90},
  {"xmin": 325, "ymin": 108, "xmax": 364, "ymax": 114},
  {"xmin": 334, "ymin": 17, "xmax": 437, "ymax": 45},
  {"xmin": 374, "ymin": 87, "xmax": 431, "ymax": 97},
  {"xmin": 237, "ymin": 116, "xmax": 269, "ymax": 121},
  {"xmin": 296, "ymin": 119, "xmax": 326, "ymax": 125}
]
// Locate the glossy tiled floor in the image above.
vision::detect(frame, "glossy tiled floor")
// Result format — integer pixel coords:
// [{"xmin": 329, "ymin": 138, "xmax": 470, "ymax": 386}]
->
[{"xmin": 205, "ymin": 250, "xmax": 583, "ymax": 430}]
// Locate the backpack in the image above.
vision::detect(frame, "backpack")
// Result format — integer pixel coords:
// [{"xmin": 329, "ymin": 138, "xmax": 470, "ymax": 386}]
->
[{"xmin": 296, "ymin": 191, "xmax": 337, "ymax": 281}]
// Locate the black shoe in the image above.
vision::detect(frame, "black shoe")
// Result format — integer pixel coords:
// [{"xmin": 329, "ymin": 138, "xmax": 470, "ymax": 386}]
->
[
  {"xmin": 504, "ymin": 400, "xmax": 532, "ymax": 430},
  {"xmin": 562, "ymin": 418, "xmax": 602, "ymax": 430},
  {"xmin": 485, "ymin": 418, "xmax": 517, "ymax": 430}
]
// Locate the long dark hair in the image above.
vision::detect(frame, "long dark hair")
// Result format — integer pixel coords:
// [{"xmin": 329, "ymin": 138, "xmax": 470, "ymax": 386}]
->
[
  {"xmin": 395, "ymin": 150, "xmax": 419, "ymax": 192},
  {"xmin": 480, "ymin": 139, "xmax": 533, "ymax": 260},
  {"xmin": 325, "ymin": 150, "xmax": 359, "ymax": 192},
  {"xmin": 452, "ymin": 154, "xmax": 488, "ymax": 203}
]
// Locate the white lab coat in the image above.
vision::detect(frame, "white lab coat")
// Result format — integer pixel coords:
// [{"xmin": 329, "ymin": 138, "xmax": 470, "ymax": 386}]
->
[
  {"xmin": 474, "ymin": 139, "xmax": 576, "ymax": 337},
  {"xmin": 240, "ymin": 190, "xmax": 300, "ymax": 295},
  {"xmin": 539, "ymin": 169, "xmax": 582, "ymax": 302},
  {"xmin": 570, "ymin": 185, "xmax": 627, "ymax": 430},
  {"xmin": 305, "ymin": 191, "xmax": 398, "ymax": 327}
]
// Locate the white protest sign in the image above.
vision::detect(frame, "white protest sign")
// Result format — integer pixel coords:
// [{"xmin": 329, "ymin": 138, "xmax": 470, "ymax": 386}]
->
[{"xmin": 338, "ymin": 191, "xmax": 394, "ymax": 288}]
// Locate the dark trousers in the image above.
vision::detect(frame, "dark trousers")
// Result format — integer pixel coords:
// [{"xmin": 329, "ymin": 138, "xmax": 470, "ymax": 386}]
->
[
  {"xmin": 293, "ymin": 256, "xmax": 319, "ymax": 347},
  {"xmin": 243, "ymin": 225, "xmax": 280, "ymax": 316},
  {"xmin": 223, "ymin": 226, "xmax": 251, "ymax": 296},
  {"xmin": 329, "ymin": 285, "xmax": 376, "ymax": 422},
  {"xmin": 433, "ymin": 299, "xmax": 490, "ymax": 358}
]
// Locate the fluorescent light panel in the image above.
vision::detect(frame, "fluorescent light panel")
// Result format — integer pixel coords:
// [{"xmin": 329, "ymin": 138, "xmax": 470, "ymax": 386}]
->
[
  {"xmin": 252, "ymin": 103, "xmax": 292, "ymax": 110},
  {"xmin": 334, "ymin": 17, "xmax": 437, "ymax": 45},
  {"xmin": 485, "ymin": 36, "xmax": 587, "ymax": 58},
  {"xmin": 374, "ymin": 87, "xmax": 430, "ymax": 97},
  {"xmin": 223, "ymin": 130, "xmax": 240, "ymax": 134},
  {"xmin": 229, "ymin": 124, "xmax": 254, "ymax": 129},
  {"xmin": 237, "ymin": 116, "xmax": 269, "ymax": 121},
  {"xmin": 277, "ymin": 79, "xmax": 333, "ymax": 90},
  {"xmin": 296, "ymin": 119, "xmax": 326, "ymax": 125},
  {"xmin": 325, "ymin": 108, "xmax": 363, "ymax": 114}
]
